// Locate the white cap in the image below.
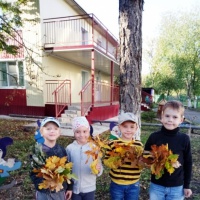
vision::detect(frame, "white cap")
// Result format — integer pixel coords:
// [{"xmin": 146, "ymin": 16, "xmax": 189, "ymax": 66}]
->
[
  {"xmin": 118, "ymin": 112, "xmax": 138, "ymax": 125},
  {"xmin": 40, "ymin": 117, "xmax": 60, "ymax": 127}
]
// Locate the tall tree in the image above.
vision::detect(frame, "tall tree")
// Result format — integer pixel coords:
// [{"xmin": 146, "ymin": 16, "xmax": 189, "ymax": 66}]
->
[
  {"xmin": 144, "ymin": 8, "xmax": 200, "ymax": 98},
  {"xmin": 119, "ymin": 0, "xmax": 144, "ymax": 138},
  {"xmin": 0, "ymin": 0, "xmax": 28, "ymax": 54},
  {"xmin": 0, "ymin": 0, "xmax": 51, "ymax": 89}
]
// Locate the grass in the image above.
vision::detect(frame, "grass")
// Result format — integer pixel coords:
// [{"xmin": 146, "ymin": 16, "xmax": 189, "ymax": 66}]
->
[{"xmin": 0, "ymin": 119, "xmax": 200, "ymax": 199}]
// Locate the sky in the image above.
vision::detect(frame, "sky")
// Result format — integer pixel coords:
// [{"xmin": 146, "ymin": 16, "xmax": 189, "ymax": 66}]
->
[{"xmin": 75, "ymin": 0, "xmax": 199, "ymax": 74}]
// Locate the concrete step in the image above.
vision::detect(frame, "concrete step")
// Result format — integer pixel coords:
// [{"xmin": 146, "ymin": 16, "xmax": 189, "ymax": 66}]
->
[
  {"xmin": 59, "ymin": 115, "xmax": 71, "ymax": 121},
  {"xmin": 64, "ymin": 110, "xmax": 81, "ymax": 117},
  {"xmin": 67, "ymin": 105, "xmax": 81, "ymax": 111},
  {"xmin": 65, "ymin": 110, "xmax": 78, "ymax": 115},
  {"xmin": 59, "ymin": 105, "xmax": 81, "ymax": 125},
  {"xmin": 62, "ymin": 112, "xmax": 79, "ymax": 119}
]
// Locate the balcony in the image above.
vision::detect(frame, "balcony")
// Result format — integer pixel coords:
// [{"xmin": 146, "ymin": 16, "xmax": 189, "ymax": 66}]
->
[{"xmin": 43, "ymin": 14, "xmax": 119, "ymax": 75}]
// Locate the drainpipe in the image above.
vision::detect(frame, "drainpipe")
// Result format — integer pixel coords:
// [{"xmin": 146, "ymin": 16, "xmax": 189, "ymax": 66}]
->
[
  {"xmin": 91, "ymin": 49, "xmax": 95, "ymax": 106},
  {"xmin": 91, "ymin": 15, "xmax": 95, "ymax": 107},
  {"xmin": 110, "ymin": 61, "xmax": 114, "ymax": 105}
]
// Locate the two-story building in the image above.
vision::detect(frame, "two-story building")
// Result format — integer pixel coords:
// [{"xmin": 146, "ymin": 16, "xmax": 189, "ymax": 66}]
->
[{"xmin": 0, "ymin": 0, "xmax": 120, "ymax": 123}]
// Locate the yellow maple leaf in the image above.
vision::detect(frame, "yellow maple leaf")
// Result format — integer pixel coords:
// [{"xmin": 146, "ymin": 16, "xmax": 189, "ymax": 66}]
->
[
  {"xmin": 104, "ymin": 156, "xmax": 121, "ymax": 169},
  {"xmin": 115, "ymin": 146, "xmax": 126, "ymax": 154},
  {"xmin": 59, "ymin": 157, "xmax": 67, "ymax": 166},
  {"xmin": 167, "ymin": 166, "xmax": 175, "ymax": 174},
  {"xmin": 90, "ymin": 159, "xmax": 99, "ymax": 175},
  {"xmin": 65, "ymin": 162, "xmax": 73, "ymax": 169}
]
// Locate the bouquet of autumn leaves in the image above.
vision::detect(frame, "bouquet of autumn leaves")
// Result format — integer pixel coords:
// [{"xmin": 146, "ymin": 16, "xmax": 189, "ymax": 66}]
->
[
  {"xmin": 103, "ymin": 140, "xmax": 144, "ymax": 169},
  {"xmin": 85, "ymin": 135, "xmax": 181, "ymax": 179},
  {"xmin": 142, "ymin": 144, "xmax": 181, "ymax": 179},
  {"xmin": 85, "ymin": 136, "xmax": 144, "ymax": 172},
  {"xmin": 31, "ymin": 143, "xmax": 77, "ymax": 192},
  {"xmin": 85, "ymin": 136, "xmax": 109, "ymax": 175}
]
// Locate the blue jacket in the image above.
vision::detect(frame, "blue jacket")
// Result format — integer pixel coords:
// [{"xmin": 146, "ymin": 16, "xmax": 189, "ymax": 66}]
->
[
  {"xmin": 30, "ymin": 143, "xmax": 73, "ymax": 193},
  {"xmin": 66, "ymin": 141, "xmax": 103, "ymax": 194}
]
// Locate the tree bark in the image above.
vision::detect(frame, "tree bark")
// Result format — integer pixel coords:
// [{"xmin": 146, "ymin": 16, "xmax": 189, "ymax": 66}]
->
[{"xmin": 119, "ymin": 0, "xmax": 143, "ymax": 139}]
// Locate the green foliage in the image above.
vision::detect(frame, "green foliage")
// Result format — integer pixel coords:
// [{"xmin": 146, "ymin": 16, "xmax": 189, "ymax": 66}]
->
[
  {"xmin": 141, "ymin": 111, "xmax": 157, "ymax": 123},
  {"xmin": 0, "ymin": 0, "xmax": 28, "ymax": 54},
  {"xmin": 144, "ymin": 8, "xmax": 200, "ymax": 98}
]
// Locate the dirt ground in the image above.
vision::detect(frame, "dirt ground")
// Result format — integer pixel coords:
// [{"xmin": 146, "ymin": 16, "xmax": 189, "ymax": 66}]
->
[{"xmin": 0, "ymin": 117, "xmax": 200, "ymax": 200}]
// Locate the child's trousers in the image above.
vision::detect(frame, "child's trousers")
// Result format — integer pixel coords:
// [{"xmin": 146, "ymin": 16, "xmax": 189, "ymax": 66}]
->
[
  {"xmin": 72, "ymin": 191, "xmax": 95, "ymax": 200},
  {"xmin": 110, "ymin": 180, "xmax": 140, "ymax": 200},
  {"xmin": 149, "ymin": 183, "xmax": 184, "ymax": 200},
  {"xmin": 36, "ymin": 190, "xmax": 66, "ymax": 200}
]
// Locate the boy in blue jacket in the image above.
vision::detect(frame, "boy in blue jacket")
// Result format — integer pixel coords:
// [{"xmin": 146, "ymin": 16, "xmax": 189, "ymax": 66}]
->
[{"xmin": 30, "ymin": 117, "xmax": 73, "ymax": 200}]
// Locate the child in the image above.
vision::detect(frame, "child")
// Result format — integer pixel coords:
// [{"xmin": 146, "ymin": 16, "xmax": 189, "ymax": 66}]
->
[
  {"xmin": 30, "ymin": 117, "xmax": 73, "ymax": 200},
  {"xmin": 66, "ymin": 116, "xmax": 103, "ymax": 200},
  {"xmin": 104, "ymin": 112, "xmax": 143, "ymax": 200},
  {"xmin": 144, "ymin": 100, "xmax": 193, "ymax": 200}
]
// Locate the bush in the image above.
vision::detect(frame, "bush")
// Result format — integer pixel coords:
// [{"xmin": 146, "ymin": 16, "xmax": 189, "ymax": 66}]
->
[{"xmin": 141, "ymin": 111, "xmax": 157, "ymax": 123}]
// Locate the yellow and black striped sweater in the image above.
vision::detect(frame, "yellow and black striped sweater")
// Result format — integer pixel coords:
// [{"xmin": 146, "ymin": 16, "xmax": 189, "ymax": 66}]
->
[{"xmin": 104, "ymin": 138, "xmax": 143, "ymax": 185}]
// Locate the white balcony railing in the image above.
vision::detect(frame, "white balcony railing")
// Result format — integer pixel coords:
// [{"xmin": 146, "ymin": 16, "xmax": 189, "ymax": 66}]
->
[{"xmin": 43, "ymin": 14, "xmax": 119, "ymax": 60}]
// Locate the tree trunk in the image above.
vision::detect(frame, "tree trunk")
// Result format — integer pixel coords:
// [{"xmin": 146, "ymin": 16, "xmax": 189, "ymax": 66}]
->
[{"xmin": 119, "ymin": 0, "xmax": 143, "ymax": 139}]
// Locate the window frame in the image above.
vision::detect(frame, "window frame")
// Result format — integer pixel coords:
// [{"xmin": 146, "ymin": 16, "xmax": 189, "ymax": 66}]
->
[{"xmin": 0, "ymin": 60, "xmax": 25, "ymax": 88}]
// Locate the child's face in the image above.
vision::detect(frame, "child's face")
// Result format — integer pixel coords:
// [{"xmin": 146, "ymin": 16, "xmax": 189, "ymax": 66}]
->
[
  {"xmin": 119, "ymin": 121, "xmax": 138, "ymax": 141},
  {"xmin": 74, "ymin": 126, "xmax": 90, "ymax": 145},
  {"xmin": 40, "ymin": 122, "xmax": 60, "ymax": 144},
  {"xmin": 112, "ymin": 126, "xmax": 120, "ymax": 136},
  {"xmin": 161, "ymin": 107, "xmax": 183, "ymax": 130}
]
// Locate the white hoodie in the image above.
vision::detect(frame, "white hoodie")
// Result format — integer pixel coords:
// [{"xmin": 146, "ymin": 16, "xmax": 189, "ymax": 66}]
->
[{"xmin": 66, "ymin": 141, "xmax": 103, "ymax": 194}]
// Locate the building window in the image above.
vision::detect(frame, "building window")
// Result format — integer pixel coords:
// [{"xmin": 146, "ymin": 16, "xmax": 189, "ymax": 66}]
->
[
  {"xmin": 0, "ymin": 61, "xmax": 24, "ymax": 87},
  {"xmin": 81, "ymin": 27, "xmax": 88, "ymax": 45},
  {"xmin": 81, "ymin": 71, "xmax": 89, "ymax": 87}
]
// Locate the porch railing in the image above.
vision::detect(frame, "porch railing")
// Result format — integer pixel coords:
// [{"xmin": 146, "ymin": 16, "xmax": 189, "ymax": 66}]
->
[
  {"xmin": 45, "ymin": 80, "xmax": 71, "ymax": 118},
  {"xmin": 79, "ymin": 80, "xmax": 92, "ymax": 116},
  {"xmin": 43, "ymin": 14, "xmax": 118, "ymax": 60},
  {"xmin": 79, "ymin": 79, "xmax": 119, "ymax": 116}
]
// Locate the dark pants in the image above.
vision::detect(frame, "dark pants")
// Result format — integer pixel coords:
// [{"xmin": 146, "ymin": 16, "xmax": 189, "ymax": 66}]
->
[{"xmin": 72, "ymin": 191, "xmax": 95, "ymax": 200}]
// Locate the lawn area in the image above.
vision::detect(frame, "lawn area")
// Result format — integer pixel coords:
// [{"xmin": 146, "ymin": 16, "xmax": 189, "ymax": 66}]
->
[{"xmin": 0, "ymin": 119, "xmax": 200, "ymax": 200}]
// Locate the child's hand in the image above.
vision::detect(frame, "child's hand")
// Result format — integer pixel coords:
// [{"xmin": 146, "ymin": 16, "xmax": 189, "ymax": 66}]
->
[
  {"xmin": 96, "ymin": 162, "xmax": 101, "ymax": 172},
  {"xmin": 65, "ymin": 190, "xmax": 72, "ymax": 200},
  {"xmin": 184, "ymin": 188, "xmax": 192, "ymax": 198},
  {"xmin": 90, "ymin": 159, "xmax": 100, "ymax": 175}
]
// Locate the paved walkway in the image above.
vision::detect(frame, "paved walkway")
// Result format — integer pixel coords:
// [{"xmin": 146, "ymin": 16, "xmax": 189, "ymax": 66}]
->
[
  {"xmin": 0, "ymin": 108, "xmax": 199, "ymax": 137},
  {"xmin": 184, "ymin": 108, "xmax": 200, "ymax": 124}
]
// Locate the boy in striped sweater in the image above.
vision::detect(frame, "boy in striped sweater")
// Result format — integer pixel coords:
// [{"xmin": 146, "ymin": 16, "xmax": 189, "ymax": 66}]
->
[{"xmin": 104, "ymin": 112, "xmax": 143, "ymax": 200}]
